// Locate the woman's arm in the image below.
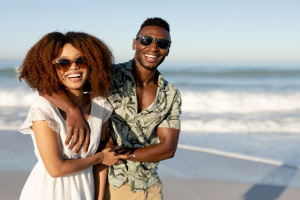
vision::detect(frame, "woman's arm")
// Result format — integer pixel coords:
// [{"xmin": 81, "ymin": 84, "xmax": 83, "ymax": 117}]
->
[
  {"xmin": 41, "ymin": 92, "xmax": 90, "ymax": 154},
  {"xmin": 32, "ymin": 120, "xmax": 130, "ymax": 178}
]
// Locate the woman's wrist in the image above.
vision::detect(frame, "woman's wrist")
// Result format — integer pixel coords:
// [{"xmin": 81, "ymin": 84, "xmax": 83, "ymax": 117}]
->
[
  {"xmin": 96, "ymin": 152, "xmax": 104, "ymax": 164},
  {"xmin": 66, "ymin": 104, "xmax": 81, "ymax": 115}
]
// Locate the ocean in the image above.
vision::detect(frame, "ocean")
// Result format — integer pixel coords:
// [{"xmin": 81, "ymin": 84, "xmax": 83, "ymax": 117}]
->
[{"xmin": 1, "ymin": 60, "xmax": 300, "ymax": 185}]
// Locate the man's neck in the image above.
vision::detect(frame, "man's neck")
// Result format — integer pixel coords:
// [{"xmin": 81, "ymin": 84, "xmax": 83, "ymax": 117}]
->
[{"xmin": 132, "ymin": 61, "xmax": 158, "ymax": 87}]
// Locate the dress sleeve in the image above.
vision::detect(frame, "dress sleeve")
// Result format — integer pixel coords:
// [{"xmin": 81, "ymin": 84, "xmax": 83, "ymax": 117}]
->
[
  {"xmin": 158, "ymin": 90, "xmax": 182, "ymax": 130},
  {"xmin": 19, "ymin": 98, "xmax": 59, "ymax": 135},
  {"xmin": 102, "ymin": 98, "xmax": 113, "ymax": 124}
]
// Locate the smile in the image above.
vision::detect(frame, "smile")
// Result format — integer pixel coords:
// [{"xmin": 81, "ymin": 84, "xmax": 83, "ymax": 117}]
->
[
  {"xmin": 67, "ymin": 73, "xmax": 82, "ymax": 78},
  {"xmin": 145, "ymin": 54, "xmax": 158, "ymax": 59}
]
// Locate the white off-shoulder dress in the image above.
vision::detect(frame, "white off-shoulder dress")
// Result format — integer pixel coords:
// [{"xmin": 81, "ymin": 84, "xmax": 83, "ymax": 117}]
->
[{"xmin": 19, "ymin": 96, "xmax": 112, "ymax": 200}]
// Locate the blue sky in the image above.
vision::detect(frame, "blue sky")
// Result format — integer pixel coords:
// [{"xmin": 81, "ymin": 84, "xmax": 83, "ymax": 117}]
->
[{"xmin": 0, "ymin": 0, "xmax": 299, "ymax": 64}]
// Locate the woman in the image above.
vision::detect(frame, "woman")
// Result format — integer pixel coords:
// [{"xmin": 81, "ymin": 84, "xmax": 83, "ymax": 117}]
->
[{"xmin": 18, "ymin": 32, "xmax": 129, "ymax": 200}]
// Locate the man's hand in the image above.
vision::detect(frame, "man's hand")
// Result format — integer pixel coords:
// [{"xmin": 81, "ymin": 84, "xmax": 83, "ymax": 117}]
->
[
  {"xmin": 65, "ymin": 106, "xmax": 90, "ymax": 154},
  {"xmin": 99, "ymin": 146, "xmax": 134, "ymax": 166},
  {"xmin": 39, "ymin": 91, "xmax": 91, "ymax": 154}
]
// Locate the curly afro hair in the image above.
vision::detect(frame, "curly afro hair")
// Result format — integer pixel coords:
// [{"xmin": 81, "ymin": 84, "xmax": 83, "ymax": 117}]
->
[
  {"xmin": 19, "ymin": 31, "xmax": 114, "ymax": 97},
  {"xmin": 138, "ymin": 17, "xmax": 170, "ymax": 34}
]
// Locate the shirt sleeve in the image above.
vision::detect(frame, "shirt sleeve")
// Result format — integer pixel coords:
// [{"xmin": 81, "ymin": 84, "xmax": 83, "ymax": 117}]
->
[{"xmin": 158, "ymin": 90, "xmax": 182, "ymax": 130}]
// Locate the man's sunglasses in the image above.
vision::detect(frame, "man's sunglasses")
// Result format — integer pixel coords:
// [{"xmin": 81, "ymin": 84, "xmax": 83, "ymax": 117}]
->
[
  {"xmin": 136, "ymin": 35, "xmax": 171, "ymax": 49},
  {"xmin": 52, "ymin": 56, "xmax": 88, "ymax": 72}
]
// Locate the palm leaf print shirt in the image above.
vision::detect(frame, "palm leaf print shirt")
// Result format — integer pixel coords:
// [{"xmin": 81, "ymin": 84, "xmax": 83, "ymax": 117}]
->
[{"xmin": 107, "ymin": 60, "xmax": 182, "ymax": 192}]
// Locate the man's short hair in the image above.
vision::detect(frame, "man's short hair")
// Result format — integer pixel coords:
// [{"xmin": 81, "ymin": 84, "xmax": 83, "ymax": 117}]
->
[{"xmin": 139, "ymin": 17, "xmax": 170, "ymax": 33}]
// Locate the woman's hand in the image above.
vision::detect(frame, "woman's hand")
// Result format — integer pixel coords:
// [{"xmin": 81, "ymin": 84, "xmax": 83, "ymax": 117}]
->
[{"xmin": 97, "ymin": 146, "xmax": 134, "ymax": 166}]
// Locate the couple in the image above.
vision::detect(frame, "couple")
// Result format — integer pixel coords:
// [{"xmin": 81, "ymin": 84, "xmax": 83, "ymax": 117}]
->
[{"xmin": 19, "ymin": 17, "xmax": 182, "ymax": 200}]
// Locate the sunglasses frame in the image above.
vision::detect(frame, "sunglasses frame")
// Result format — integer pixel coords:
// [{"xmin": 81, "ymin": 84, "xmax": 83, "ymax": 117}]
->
[
  {"xmin": 52, "ymin": 56, "xmax": 88, "ymax": 72},
  {"xmin": 136, "ymin": 35, "xmax": 171, "ymax": 49}
]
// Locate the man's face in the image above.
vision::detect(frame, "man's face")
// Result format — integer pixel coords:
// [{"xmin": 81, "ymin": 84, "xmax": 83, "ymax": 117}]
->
[{"xmin": 133, "ymin": 25, "xmax": 171, "ymax": 71}]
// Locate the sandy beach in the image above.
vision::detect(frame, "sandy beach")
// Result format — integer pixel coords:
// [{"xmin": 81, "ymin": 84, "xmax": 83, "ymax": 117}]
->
[
  {"xmin": 1, "ymin": 165, "xmax": 300, "ymax": 200},
  {"xmin": 1, "ymin": 143, "xmax": 300, "ymax": 200},
  {"xmin": 1, "ymin": 131, "xmax": 300, "ymax": 200},
  {"xmin": 2, "ymin": 54, "xmax": 300, "ymax": 200}
]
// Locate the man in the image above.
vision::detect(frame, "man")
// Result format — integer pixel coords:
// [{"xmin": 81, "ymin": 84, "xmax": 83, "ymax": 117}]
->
[{"xmin": 45, "ymin": 17, "xmax": 181, "ymax": 200}]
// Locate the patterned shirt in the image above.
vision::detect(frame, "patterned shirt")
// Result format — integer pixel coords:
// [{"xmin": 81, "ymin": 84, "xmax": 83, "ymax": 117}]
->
[{"xmin": 107, "ymin": 60, "xmax": 182, "ymax": 192}]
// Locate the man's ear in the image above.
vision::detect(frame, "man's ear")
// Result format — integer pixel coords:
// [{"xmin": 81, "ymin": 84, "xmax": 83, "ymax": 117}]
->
[
  {"xmin": 132, "ymin": 39, "xmax": 137, "ymax": 50},
  {"xmin": 166, "ymin": 47, "xmax": 170, "ymax": 56}
]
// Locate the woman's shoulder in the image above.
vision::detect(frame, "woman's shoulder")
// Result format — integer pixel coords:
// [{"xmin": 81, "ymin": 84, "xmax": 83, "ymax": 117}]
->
[
  {"xmin": 30, "ymin": 96, "xmax": 55, "ymax": 109},
  {"xmin": 28, "ymin": 96, "xmax": 59, "ymax": 118},
  {"xmin": 92, "ymin": 96, "xmax": 113, "ymax": 114},
  {"xmin": 20, "ymin": 96, "xmax": 60, "ymax": 135},
  {"xmin": 93, "ymin": 96, "xmax": 111, "ymax": 107}
]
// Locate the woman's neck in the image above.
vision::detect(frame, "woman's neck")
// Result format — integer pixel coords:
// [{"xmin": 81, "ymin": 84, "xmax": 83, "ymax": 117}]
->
[
  {"xmin": 66, "ymin": 90, "xmax": 88, "ymax": 108},
  {"xmin": 59, "ymin": 90, "xmax": 91, "ymax": 121}
]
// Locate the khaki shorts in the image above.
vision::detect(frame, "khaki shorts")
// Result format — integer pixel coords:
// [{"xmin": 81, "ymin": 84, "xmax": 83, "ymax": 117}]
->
[{"xmin": 104, "ymin": 180, "xmax": 163, "ymax": 200}]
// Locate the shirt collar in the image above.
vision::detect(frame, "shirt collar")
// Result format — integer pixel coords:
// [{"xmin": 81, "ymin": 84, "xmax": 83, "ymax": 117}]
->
[{"xmin": 124, "ymin": 59, "xmax": 168, "ymax": 92}]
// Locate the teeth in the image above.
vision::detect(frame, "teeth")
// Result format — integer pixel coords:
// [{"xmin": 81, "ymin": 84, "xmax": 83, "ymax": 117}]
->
[
  {"xmin": 145, "ymin": 54, "xmax": 157, "ymax": 58},
  {"xmin": 68, "ymin": 74, "xmax": 81, "ymax": 78}
]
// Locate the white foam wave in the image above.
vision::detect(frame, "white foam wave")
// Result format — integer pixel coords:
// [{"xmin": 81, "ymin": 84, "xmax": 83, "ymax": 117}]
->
[
  {"xmin": 181, "ymin": 117, "xmax": 300, "ymax": 134},
  {"xmin": 2, "ymin": 88, "xmax": 300, "ymax": 113},
  {"xmin": 0, "ymin": 88, "xmax": 38, "ymax": 107},
  {"xmin": 1, "ymin": 88, "xmax": 300, "ymax": 134},
  {"xmin": 180, "ymin": 90, "xmax": 300, "ymax": 134},
  {"xmin": 181, "ymin": 90, "xmax": 300, "ymax": 114}
]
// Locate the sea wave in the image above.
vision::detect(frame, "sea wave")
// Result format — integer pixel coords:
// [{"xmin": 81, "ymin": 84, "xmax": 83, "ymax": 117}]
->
[
  {"xmin": 3, "ymin": 65, "xmax": 300, "ymax": 78},
  {"xmin": 162, "ymin": 68, "xmax": 300, "ymax": 78},
  {"xmin": 1, "ymin": 89, "xmax": 300, "ymax": 134},
  {"xmin": 0, "ymin": 87, "xmax": 300, "ymax": 111},
  {"xmin": 179, "ymin": 90, "xmax": 300, "ymax": 134},
  {"xmin": 0, "ymin": 88, "xmax": 38, "ymax": 107},
  {"xmin": 181, "ymin": 90, "xmax": 300, "ymax": 114},
  {"xmin": 0, "ymin": 67, "xmax": 20, "ymax": 78},
  {"xmin": 2, "ymin": 89, "xmax": 300, "ymax": 113},
  {"xmin": 181, "ymin": 117, "xmax": 300, "ymax": 134}
]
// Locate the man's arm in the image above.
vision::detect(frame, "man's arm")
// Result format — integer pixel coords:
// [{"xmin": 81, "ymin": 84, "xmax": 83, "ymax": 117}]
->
[
  {"xmin": 119, "ymin": 90, "xmax": 182, "ymax": 163},
  {"xmin": 41, "ymin": 92, "xmax": 90, "ymax": 154},
  {"xmin": 118, "ymin": 127, "xmax": 179, "ymax": 163}
]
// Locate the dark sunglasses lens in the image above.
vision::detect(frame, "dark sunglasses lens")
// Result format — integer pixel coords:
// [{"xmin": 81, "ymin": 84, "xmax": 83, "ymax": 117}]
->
[
  {"xmin": 140, "ymin": 36, "xmax": 153, "ymax": 46},
  {"xmin": 139, "ymin": 36, "xmax": 170, "ymax": 49},
  {"xmin": 56, "ymin": 59, "xmax": 71, "ymax": 70},
  {"xmin": 157, "ymin": 39, "xmax": 170, "ymax": 49},
  {"xmin": 75, "ymin": 57, "xmax": 88, "ymax": 68}
]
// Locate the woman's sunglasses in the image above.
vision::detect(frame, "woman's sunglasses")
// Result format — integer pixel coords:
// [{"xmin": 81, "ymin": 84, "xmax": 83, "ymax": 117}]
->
[
  {"xmin": 52, "ymin": 56, "xmax": 88, "ymax": 72},
  {"xmin": 136, "ymin": 35, "xmax": 171, "ymax": 49}
]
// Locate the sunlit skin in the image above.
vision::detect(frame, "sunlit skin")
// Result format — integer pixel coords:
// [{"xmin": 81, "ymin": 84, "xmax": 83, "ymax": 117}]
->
[
  {"xmin": 39, "ymin": 25, "xmax": 179, "ymax": 198},
  {"xmin": 30, "ymin": 43, "xmax": 131, "ymax": 177},
  {"xmin": 54, "ymin": 44, "xmax": 91, "ymax": 121},
  {"xmin": 132, "ymin": 26, "xmax": 171, "ymax": 113},
  {"xmin": 55, "ymin": 44, "xmax": 90, "ymax": 102},
  {"xmin": 110, "ymin": 26, "xmax": 179, "ymax": 165}
]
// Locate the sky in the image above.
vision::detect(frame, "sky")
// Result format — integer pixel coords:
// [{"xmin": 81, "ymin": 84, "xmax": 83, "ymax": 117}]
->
[{"xmin": 0, "ymin": 0, "xmax": 299, "ymax": 64}]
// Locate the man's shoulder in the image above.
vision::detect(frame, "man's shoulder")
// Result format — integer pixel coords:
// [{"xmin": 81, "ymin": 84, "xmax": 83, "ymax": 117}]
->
[
  {"xmin": 160, "ymin": 75, "xmax": 180, "ymax": 95},
  {"xmin": 114, "ymin": 60, "xmax": 132, "ymax": 71},
  {"xmin": 114, "ymin": 62, "xmax": 126, "ymax": 69}
]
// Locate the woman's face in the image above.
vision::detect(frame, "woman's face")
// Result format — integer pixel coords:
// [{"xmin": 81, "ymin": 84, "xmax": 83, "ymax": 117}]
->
[{"xmin": 54, "ymin": 43, "xmax": 90, "ymax": 94}]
